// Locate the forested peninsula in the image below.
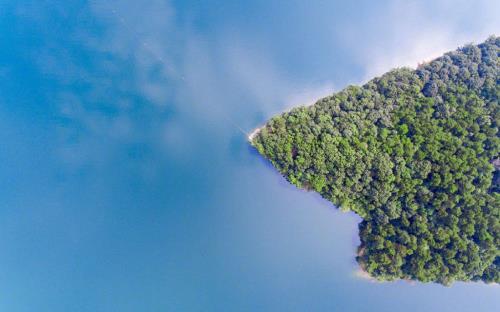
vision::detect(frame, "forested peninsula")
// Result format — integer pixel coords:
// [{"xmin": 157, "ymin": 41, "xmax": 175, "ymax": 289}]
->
[{"xmin": 251, "ymin": 36, "xmax": 499, "ymax": 285}]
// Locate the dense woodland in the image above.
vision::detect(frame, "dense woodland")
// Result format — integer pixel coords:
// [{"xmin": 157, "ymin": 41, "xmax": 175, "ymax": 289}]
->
[{"xmin": 252, "ymin": 36, "xmax": 499, "ymax": 285}]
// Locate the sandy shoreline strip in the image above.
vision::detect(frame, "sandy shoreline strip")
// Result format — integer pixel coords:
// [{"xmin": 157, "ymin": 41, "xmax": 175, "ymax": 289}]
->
[
  {"xmin": 354, "ymin": 269, "xmax": 382, "ymax": 283},
  {"xmin": 247, "ymin": 125, "xmax": 264, "ymax": 142}
]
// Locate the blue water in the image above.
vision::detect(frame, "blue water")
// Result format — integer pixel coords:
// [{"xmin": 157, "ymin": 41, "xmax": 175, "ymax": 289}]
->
[{"xmin": 0, "ymin": 1, "xmax": 498, "ymax": 311}]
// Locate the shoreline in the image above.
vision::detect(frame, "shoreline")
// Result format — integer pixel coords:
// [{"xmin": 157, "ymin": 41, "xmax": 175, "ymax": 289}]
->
[
  {"xmin": 354, "ymin": 268, "xmax": 382, "ymax": 283},
  {"xmin": 247, "ymin": 92, "xmax": 326, "ymax": 143},
  {"xmin": 247, "ymin": 125, "xmax": 264, "ymax": 143},
  {"xmin": 354, "ymin": 247, "xmax": 382, "ymax": 283}
]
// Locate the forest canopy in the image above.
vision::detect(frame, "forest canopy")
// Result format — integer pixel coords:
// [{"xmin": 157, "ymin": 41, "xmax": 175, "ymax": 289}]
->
[{"xmin": 251, "ymin": 36, "xmax": 499, "ymax": 285}]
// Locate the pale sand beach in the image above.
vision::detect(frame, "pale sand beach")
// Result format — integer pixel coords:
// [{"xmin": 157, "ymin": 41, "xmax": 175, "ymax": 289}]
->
[{"xmin": 247, "ymin": 125, "xmax": 263, "ymax": 142}]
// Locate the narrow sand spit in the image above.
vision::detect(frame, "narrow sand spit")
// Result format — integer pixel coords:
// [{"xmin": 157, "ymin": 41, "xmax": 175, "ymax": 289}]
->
[
  {"xmin": 247, "ymin": 126, "xmax": 263, "ymax": 142},
  {"xmin": 353, "ymin": 269, "xmax": 382, "ymax": 283}
]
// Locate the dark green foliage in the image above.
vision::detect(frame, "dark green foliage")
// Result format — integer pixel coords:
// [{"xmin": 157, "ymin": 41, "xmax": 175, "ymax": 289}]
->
[{"xmin": 251, "ymin": 36, "xmax": 500, "ymax": 285}]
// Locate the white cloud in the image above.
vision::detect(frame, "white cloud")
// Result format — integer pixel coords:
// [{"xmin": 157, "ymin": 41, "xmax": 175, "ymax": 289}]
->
[
  {"xmin": 174, "ymin": 33, "xmax": 338, "ymax": 140},
  {"xmin": 88, "ymin": 0, "xmax": 178, "ymax": 106},
  {"xmin": 340, "ymin": 0, "xmax": 500, "ymax": 82},
  {"xmin": 282, "ymin": 83, "xmax": 336, "ymax": 110},
  {"xmin": 16, "ymin": 0, "xmax": 182, "ymax": 170}
]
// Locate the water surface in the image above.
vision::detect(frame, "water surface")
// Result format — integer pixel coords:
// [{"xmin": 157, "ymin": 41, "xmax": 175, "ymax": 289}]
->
[{"xmin": 0, "ymin": 1, "xmax": 498, "ymax": 311}]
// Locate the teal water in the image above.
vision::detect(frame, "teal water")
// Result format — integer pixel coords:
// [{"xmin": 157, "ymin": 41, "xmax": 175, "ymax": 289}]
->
[{"xmin": 0, "ymin": 1, "xmax": 499, "ymax": 311}]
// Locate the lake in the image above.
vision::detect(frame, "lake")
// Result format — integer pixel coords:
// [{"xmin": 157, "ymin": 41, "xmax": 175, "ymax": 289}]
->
[{"xmin": 0, "ymin": 0, "xmax": 498, "ymax": 311}]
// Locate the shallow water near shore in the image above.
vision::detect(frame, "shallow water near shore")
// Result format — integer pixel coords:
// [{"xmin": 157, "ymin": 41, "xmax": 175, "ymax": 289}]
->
[{"xmin": 0, "ymin": 0, "xmax": 499, "ymax": 311}]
